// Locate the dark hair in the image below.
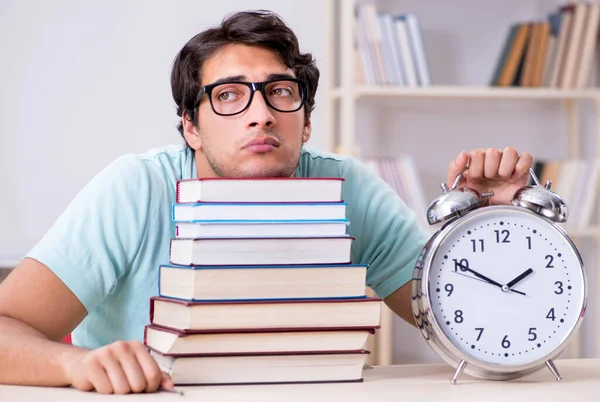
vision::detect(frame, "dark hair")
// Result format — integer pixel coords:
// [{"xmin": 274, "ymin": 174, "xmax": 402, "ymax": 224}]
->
[{"xmin": 171, "ymin": 10, "xmax": 320, "ymax": 142}]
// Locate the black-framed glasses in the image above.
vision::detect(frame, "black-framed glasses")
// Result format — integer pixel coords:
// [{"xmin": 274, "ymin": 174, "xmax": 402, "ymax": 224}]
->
[{"xmin": 193, "ymin": 78, "xmax": 308, "ymax": 116}]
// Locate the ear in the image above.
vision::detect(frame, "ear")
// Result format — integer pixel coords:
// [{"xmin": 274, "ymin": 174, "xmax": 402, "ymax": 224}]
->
[
  {"xmin": 182, "ymin": 112, "xmax": 202, "ymax": 151},
  {"xmin": 302, "ymin": 115, "xmax": 312, "ymax": 144}
]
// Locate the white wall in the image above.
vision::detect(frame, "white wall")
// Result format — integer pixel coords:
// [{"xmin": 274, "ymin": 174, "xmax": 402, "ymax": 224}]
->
[{"xmin": 0, "ymin": 0, "xmax": 327, "ymax": 263}]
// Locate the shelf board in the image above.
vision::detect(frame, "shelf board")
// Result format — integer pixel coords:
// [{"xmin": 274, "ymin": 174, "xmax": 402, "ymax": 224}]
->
[{"xmin": 331, "ymin": 86, "xmax": 600, "ymax": 100}]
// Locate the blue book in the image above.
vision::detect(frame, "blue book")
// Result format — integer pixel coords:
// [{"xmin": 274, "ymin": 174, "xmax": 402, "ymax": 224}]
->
[
  {"xmin": 174, "ymin": 219, "xmax": 348, "ymax": 238},
  {"xmin": 158, "ymin": 263, "xmax": 368, "ymax": 302},
  {"xmin": 172, "ymin": 202, "xmax": 347, "ymax": 222}
]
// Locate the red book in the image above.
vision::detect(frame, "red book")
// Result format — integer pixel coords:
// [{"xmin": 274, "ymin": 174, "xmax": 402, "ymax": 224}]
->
[
  {"xmin": 149, "ymin": 296, "xmax": 382, "ymax": 332},
  {"xmin": 176, "ymin": 177, "xmax": 344, "ymax": 203},
  {"xmin": 144, "ymin": 324, "xmax": 377, "ymax": 356}
]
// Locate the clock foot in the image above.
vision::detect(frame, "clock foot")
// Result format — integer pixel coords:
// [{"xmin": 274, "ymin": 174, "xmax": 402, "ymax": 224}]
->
[
  {"xmin": 545, "ymin": 360, "xmax": 562, "ymax": 381},
  {"xmin": 450, "ymin": 360, "xmax": 467, "ymax": 384}
]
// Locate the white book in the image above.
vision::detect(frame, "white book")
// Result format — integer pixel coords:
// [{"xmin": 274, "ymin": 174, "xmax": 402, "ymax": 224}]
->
[
  {"xmin": 172, "ymin": 202, "xmax": 347, "ymax": 222},
  {"xmin": 393, "ymin": 18, "xmax": 418, "ymax": 87},
  {"xmin": 169, "ymin": 236, "xmax": 354, "ymax": 266},
  {"xmin": 151, "ymin": 350, "xmax": 369, "ymax": 385},
  {"xmin": 402, "ymin": 13, "xmax": 431, "ymax": 86},
  {"xmin": 174, "ymin": 219, "xmax": 348, "ymax": 238}
]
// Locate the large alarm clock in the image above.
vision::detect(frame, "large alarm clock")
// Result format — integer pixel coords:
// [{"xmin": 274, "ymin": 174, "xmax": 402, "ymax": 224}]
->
[{"xmin": 411, "ymin": 165, "xmax": 587, "ymax": 384}]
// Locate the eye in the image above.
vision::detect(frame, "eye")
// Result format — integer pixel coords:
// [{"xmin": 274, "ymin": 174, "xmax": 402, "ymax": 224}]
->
[
  {"xmin": 270, "ymin": 87, "xmax": 293, "ymax": 97},
  {"xmin": 216, "ymin": 91, "xmax": 239, "ymax": 102}
]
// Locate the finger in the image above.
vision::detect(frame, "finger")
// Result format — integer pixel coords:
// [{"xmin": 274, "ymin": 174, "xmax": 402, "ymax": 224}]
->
[
  {"xmin": 161, "ymin": 371, "xmax": 175, "ymax": 390},
  {"xmin": 117, "ymin": 343, "xmax": 149, "ymax": 393},
  {"xmin": 498, "ymin": 147, "xmax": 519, "ymax": 179},
  {"xmin": 515, "ymin": 152, "xmax": 534, "ymax": 177},
  {"xmin": 130, "ymin": 342, "xmax": 163, "ymax": 393},
  {"xmin": 484, "ymin": 148, "xmax": 502, "ymax": 179},
  {"xmin": 446, "ymin": 150, "xmax": 468, "ymax": 187},
  {"xmin": 99, "ymin": 347, "xmax": 131, "ymax": 395},
  {"xmin": 468, "ymin": 149, "xmax": 485, "ymax": 182},
  {"xmin": 86, "ymin": 359, "xmax": 114, "ymax": 395}
]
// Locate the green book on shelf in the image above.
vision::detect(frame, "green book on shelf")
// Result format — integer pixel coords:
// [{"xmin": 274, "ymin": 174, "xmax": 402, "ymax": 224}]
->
[{"xmin": 490, "ymin": 24, "xmax": 519, "ymax": 86}]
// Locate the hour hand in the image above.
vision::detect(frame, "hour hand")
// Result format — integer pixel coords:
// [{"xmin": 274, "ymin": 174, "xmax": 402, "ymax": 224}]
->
[{"xmin": 506, "ymin": 268, "xmax": 534, "ymax": 289}]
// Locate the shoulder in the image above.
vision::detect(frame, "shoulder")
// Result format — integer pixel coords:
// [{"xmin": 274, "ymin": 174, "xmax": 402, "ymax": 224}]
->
[
  {"xmin": 99, "ymin": 144, "xmax": 194, "ymax": 186},
  {"xmin": 135, "ymin": 144, "xmax": 194, "ymax": 179},
  {"xmin": 296, "ymin": 147, "xmax": 371, "ymax": 178}
]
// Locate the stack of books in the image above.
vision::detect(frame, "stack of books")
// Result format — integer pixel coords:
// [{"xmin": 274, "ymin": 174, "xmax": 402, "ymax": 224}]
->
[{"xmin": 144, "ymin": 178, "xmax": 383, "ymax": 385}]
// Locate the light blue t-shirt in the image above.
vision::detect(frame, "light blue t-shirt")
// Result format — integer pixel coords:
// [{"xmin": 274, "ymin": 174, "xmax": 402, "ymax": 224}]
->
[{"xmin": 26, "ymin": 144, "xmax": 429, "ymax": 349}]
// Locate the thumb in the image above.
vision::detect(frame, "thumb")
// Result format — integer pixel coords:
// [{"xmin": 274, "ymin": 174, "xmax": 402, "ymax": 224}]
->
[{"xmin": 447, "ymin": 151, "xmax": 469, "ymax": 188}]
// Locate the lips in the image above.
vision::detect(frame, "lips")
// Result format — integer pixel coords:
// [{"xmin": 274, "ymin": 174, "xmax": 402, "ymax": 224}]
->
[{"xmin": 243, "ymin": 136, "xmax": 280, "ymax": 148}]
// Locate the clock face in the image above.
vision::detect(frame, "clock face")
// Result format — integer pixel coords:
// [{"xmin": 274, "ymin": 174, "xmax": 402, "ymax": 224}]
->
[{"xmin": 427, "ymin": 207, "xmax": 585, "ymax": 367}]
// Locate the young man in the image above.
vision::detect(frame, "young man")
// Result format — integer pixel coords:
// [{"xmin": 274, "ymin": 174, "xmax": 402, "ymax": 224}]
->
[{"xmin": 0, "ymin": 10, "xmax": 532, "ymax": 394}]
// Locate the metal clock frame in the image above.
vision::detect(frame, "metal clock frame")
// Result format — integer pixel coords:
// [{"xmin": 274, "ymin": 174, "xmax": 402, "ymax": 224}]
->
[{"xmin": 411, "ymin": 205, "xmax": 588, "ymax": 384}]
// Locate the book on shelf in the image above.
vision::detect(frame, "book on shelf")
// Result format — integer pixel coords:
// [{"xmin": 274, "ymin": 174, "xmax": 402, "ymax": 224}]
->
[
  {"xmin": 172, "ymin": 201, "xmax": 347, "ymax": 221},
  {"xmin": 176, "ymin": 177, "xmax": 344, "ymax": 203},
  {"xmin": 532, "ymin": 158, "xmax": 600, "ymax": 231},
  {"xmin": 144, "ymin": 324, "xmax": 376, "ymax": 355},
  {"xmin": 158, "ymin": 263, "xmax": 368, "ymax": 301},
  {"xmin": 174, "ymin": 219, "xmax": 349, "ymax": 238},
  {"xmin": 491, "ymin": 1, "xmax": 600, "ymax": 89},
  {"xmin": 362, "ymin": 156, "xmax": 428, "ymax": 229},
  {"xmin": 149, "ymin": 296, "xmax": 383, "ymax": 332},
  {"xmin": 354, "ymin": 2, "xmax": 431, "ymax": 86},
  {"xmin": 150, "ymin": 349, "xmax": 369, "ymax": 385},
  {"xmin": 169, "ymin": 236, "xmax": 354, "ymax": 266}
]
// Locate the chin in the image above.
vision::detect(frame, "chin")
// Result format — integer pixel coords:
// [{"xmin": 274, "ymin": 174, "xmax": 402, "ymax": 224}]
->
[
  {"xmin": 206, "ymin": 149, "xmax": 300, "ymax": 178},
  {"xmin": 238, "ymin": 165, "xmax": 294, "ymax": 178}
]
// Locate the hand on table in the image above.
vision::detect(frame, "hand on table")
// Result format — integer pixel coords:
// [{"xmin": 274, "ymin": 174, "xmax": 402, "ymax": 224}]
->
[{"xmin": 62, "ymin": 340, "xmax": 173, "ymax": 394}]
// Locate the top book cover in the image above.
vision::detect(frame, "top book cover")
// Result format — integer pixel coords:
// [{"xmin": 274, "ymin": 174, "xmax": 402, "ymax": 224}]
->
[{"xmin": 176, "ymin": 178, "xmax": 344, "ymax": 203}]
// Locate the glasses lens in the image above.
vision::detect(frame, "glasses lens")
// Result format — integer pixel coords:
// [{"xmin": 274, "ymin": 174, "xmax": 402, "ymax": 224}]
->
[
  {"xmin": 211, "ymin": 83, "xmax": 252, "ymax": 115},
  {"xmin": 265, "ymin": 80, "xmax": 303, "ymax": 112},
  {"xmin": 209, "ymin": 80, "xmax": 305, "ymax": 115}
]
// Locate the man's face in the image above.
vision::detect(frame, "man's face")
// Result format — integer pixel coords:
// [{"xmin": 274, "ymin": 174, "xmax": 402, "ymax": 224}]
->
[{"xmin": 183, "ymin": 44, "xmax": 311, "ymax": 178}]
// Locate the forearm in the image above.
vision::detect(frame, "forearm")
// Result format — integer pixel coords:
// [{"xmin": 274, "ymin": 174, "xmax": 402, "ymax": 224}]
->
[
  {"xmin": 384, "ymin": 282, "xmax": 417, "ymax": 328},
  {"xmin": 0, "ymin": 316, "xmax": 84, "ymax": 386}
]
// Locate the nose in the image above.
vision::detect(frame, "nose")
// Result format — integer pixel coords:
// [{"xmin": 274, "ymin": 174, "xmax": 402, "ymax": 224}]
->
[{"xmin": 244, "ymin": 90, "xmax": 276, "ymax": 129}]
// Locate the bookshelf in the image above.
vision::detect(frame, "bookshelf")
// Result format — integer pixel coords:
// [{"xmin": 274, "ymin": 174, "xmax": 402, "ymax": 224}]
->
[{"xmin": 323, "ymin": 0, "xmax": 600, "ymax": 365}]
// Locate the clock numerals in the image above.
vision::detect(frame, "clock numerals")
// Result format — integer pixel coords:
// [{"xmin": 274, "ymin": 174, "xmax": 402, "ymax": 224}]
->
[
  {"xmin": 545, "ymin": 255, "xmax": 554, "ymax": 268},
  {"xmin": 475, "ymin": 327, "xmax": 484, "ymax": 341},
  {"xmin": 528, "ymin": 327, "xmax": 537, "ymax": 341},
  {"xmin": 494, "ymin": 229, "xmax": 510, "ymax": 243},
  {"xmin": 453, "ymin": 258, "xmax": 469, "ymax": 272},
  {"xmin": 546, "ymin": 308, "xmax": 556, "ymax": 321},
  {"xmin": 470, "ymin": 239, "xmax": 485, "ymax": 252},
  {"xmin": 554, "ymin": 281, "xmax": 564, "ymax": 295},
  {"xmin": 454, "ymin": 310, "xmax": 464, "ymax": 324},
  {"xmin": 445, "ymin": 283, "xmax": 454, "ymax": 297},
  {"xmin": 526, "ymin": 236, "xmax": 532, "ymax": 250},
  {"xmin": 502, "ymin": 335, "xmax": 511, "ymax": 349}
]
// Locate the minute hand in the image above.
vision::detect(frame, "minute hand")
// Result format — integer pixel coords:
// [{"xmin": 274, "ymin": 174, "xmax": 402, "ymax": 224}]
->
[
  {"xmin": 457, "ymin": 261, "xmax": 526, "ymax": 296},
  {"xmin": 457, "ymin": 262, "xmax": 503, "ymax": 288}
]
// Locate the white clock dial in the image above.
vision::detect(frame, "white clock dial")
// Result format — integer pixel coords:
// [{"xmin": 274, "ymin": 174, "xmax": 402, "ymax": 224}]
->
[{"xmin": 428, "ymin": 207, "xmax": 585, "ymax": 366}]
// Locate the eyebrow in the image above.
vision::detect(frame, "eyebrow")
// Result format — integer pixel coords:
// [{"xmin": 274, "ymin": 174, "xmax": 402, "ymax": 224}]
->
[{"xmin": 207, "ymin": 73, "xmax": 297, "ymax": 86}]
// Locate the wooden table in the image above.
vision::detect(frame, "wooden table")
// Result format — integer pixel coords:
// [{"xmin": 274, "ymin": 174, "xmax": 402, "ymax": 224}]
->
[{"xmin": 1, "ymin": 358, "xmax": 598, "ymax": 401}]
